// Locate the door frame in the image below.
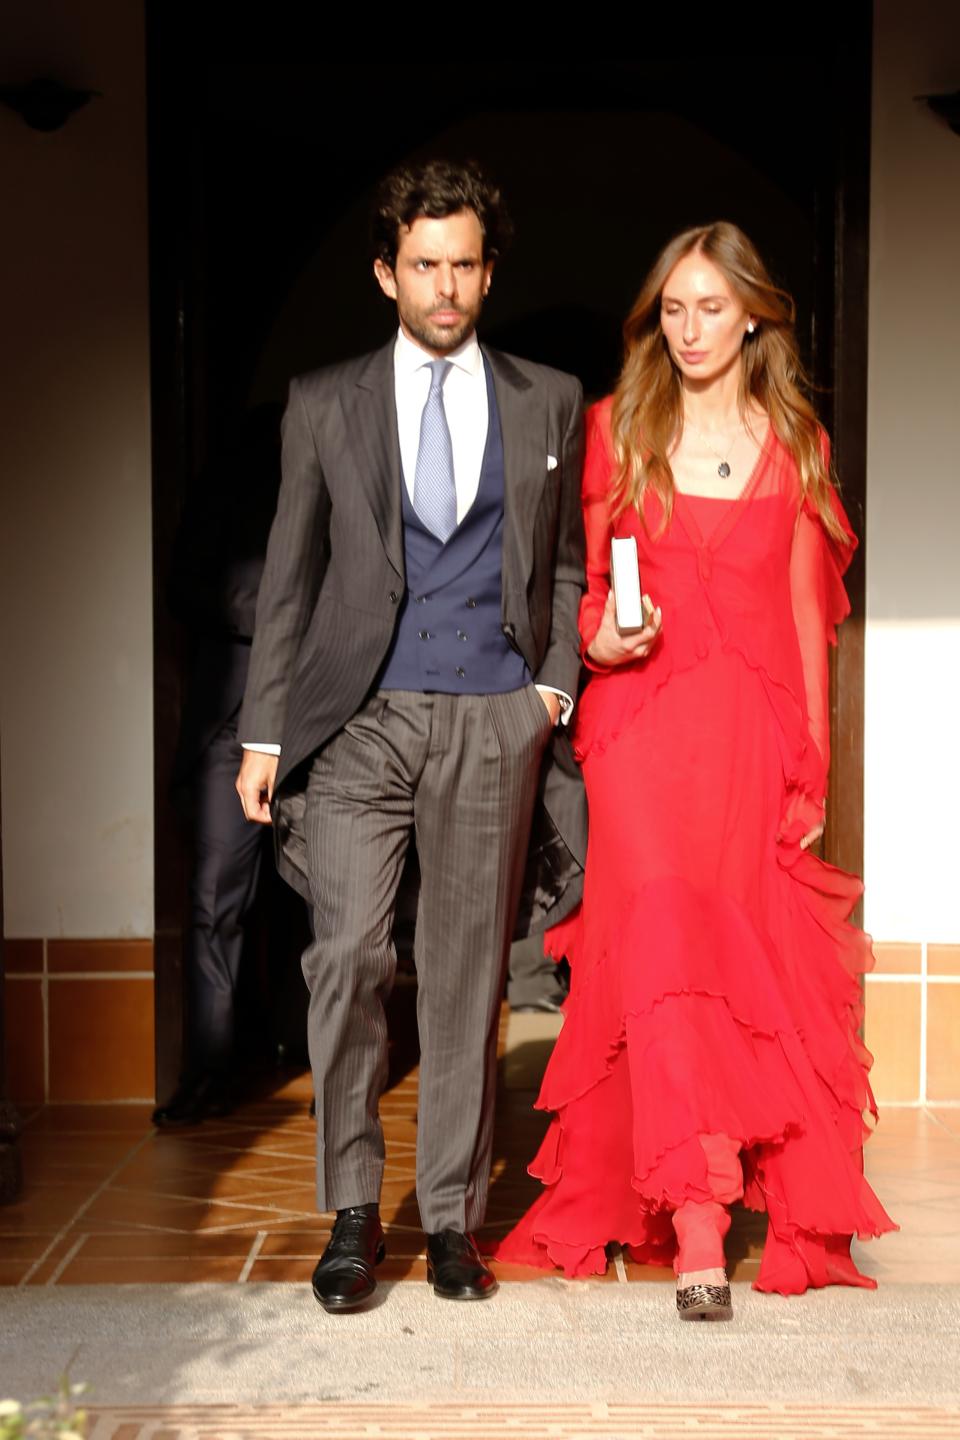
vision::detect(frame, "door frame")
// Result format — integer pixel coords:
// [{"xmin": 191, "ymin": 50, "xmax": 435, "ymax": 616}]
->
[{"xmin": 144, "ymin": 35, "xmax": 874, "ymax": 1098}]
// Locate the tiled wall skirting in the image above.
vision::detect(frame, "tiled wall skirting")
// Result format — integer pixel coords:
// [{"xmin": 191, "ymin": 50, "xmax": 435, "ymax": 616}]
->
[
  {"xmin": 2, "ymin": 937, "xmax": 955, "ymax": 1106},
  {"xmin": 4, "ymin": 939, "xmax": 154, "ymax": 1103},
  {"xmin": 867, "ymin": 943, "xmax": 960, "ymax": 1105}
]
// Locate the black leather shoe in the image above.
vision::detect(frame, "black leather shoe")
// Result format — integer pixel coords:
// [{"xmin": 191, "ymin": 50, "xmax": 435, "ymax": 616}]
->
[
  {"xmin": 151, "ymin": 1073, "xmax": 235, "ymax": 1128},
  {"xmin": 426, "ymin": 1229, "xmax": 498, "ymax": 1301},
  {"xmin": 312, "ymin": 1204, "xmax": 385, "ymax": 1313}
]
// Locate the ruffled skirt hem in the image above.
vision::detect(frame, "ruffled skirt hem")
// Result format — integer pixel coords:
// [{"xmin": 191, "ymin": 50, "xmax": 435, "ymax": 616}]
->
[{"xmin": 490, "ymin": 855, "xmax": 896, "ymax": 1295}]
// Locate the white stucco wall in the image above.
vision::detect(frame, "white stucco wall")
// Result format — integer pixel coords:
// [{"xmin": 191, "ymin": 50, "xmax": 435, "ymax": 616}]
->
[
  {"xmin": 0, "ymin": 0, "xmax": 153, "ymax": 937},
  {"xmin": 864, "ymin": 0, "xmax": 960, "ymax": 945}
]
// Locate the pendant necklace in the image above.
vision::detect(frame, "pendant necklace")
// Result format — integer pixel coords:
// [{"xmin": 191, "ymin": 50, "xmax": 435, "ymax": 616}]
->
[{"xmin": 687, "ymin": 420, "xmax": 738, "ymax": 479}]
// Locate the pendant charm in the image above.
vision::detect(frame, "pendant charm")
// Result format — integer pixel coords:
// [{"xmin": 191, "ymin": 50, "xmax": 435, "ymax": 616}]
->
[{"xmin": 718, "ymin": 461, "xmax": 731, "ymax": 479}]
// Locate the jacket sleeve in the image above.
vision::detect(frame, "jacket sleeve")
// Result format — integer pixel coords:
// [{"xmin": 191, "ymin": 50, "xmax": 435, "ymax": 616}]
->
[
  {"xmin": 238, "ymin": 377, "xmax": 331, "ymax": 745},
  {"xmin": 533, "ymin": 378, "xmax": 586, "ymax": 701}
]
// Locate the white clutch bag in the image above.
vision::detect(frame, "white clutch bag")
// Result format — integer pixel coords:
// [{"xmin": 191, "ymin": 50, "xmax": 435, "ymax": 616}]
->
[{"xmin": 611, "ymin": 536, "xmax": 646, "ymax": 634}]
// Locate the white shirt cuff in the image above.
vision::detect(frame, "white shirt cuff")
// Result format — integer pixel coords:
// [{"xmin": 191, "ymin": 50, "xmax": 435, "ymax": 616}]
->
[
  {"xmin": 534, "ymin": 685, "xmax": 574, "ymax": 725},
  {"xmin": 241, "ymin": 742, "xmax": 281, "ymax": 755}
]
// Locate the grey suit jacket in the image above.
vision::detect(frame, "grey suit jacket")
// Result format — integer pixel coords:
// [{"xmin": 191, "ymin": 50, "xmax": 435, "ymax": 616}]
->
[{"xmin": 239, "ymin": 337, "xmax": 587, "ymax": 933}]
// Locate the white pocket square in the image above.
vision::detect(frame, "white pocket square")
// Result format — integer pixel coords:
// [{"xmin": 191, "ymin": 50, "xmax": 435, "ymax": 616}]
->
[{"xmin": 547, "ymin": 454, "xmax": 558, "ymax": 471}]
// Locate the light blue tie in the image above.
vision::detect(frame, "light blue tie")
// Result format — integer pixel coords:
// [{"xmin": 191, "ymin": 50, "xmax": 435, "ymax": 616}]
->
[{"xmin": 413, "ymin": 359, "xmax": 456, "ymax": 542}]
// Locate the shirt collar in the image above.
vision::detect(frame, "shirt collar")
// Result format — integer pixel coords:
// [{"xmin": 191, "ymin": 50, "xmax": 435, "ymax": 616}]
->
[{"xmin": 393, "ymin": 327, "xmax": 482, "ymax": 378}]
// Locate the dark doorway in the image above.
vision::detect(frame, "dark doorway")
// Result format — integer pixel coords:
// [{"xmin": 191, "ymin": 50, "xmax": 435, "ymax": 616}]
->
[{"xmin": 146, "ymin": 34, "xmax": 872, "ymax": 1099}]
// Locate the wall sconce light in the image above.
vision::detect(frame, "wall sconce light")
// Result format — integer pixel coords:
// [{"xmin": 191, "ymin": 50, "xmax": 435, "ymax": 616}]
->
[{"xmin": 0, "ymin": 77, "xmax": 100, "ymax": 132}]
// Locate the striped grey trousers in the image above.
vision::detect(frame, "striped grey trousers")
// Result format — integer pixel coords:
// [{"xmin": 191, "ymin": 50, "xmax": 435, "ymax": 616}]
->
[{"xmin": 302, "ymin": 684, "xmax": 553, "ymax": 1232}]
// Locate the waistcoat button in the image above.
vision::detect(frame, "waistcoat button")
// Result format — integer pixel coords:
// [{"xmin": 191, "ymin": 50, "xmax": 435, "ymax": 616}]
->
[
  {"xmin": 456, "ymin": 666, "xmax": 465, "ymax": 678},
  {"xmin": 465, "ymin": 598, "xmax": 478, "ymax": 608},
  {"xmin": 418, "ymin": 630, "xmax": 430, "ymax": 641},
  {"xmin": 457, "ymin": 630, "xmax": 468, "ymax": 641}
]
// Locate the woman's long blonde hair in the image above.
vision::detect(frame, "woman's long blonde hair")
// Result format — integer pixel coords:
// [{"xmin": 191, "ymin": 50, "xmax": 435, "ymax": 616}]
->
[{"xmin": 610, "ymin": 221, "xmax": 844, "ymax": 538}]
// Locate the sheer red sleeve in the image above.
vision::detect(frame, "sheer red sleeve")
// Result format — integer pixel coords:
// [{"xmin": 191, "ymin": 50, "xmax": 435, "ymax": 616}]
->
[
  {"xmin": 781, "ymin": 432, "xmax": 857, "ymax": 843},
  {"xmin": 579, "ymin": 402, "xmax": 616, "ymax": 671}
]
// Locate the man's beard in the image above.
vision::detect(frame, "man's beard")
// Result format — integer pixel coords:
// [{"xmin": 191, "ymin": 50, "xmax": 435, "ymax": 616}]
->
[{"xmin": 400, "ymin": 301, "xmax": 482, "ymax": 354}]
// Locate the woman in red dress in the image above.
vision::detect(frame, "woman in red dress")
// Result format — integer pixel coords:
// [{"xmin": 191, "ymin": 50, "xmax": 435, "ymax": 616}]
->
[{"xmin": 493, "ymin": 222, "xmax": 895, "ymax": 1318}]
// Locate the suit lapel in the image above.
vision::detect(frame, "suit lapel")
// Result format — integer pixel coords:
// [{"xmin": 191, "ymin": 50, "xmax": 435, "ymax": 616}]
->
[
  {"xmin": 485, "ymin": 346, "xmax": 546, "ymax": 595},
  {"xmin": 339, "ymin": 340, "xmax": 545, "ymax": 589},
  {"xmin": 340, "ymin": 339, "xmax": 405, "ymax": 579}
]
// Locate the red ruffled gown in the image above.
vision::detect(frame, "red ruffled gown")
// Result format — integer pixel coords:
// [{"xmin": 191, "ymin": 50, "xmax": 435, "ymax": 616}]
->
[{"xmin": 493, "ymin": 400, "xmax": 895, "ymax": 1295}]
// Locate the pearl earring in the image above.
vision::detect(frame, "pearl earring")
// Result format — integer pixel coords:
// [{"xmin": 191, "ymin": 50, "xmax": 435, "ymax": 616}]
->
[{"xmin": 746, "ymin": 321, "xmax": 756, "ymax": 334}]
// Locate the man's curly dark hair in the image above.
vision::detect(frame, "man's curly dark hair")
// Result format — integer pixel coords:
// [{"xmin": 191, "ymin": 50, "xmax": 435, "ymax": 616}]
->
[{"xmin": 372, "ymin": 160, "xmax": 513, "ymax": 269}]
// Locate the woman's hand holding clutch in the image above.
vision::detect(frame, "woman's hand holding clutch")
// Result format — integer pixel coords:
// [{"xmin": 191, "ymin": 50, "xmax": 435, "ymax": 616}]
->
[{"xmin": 586, "ymin": 589, "xmax": 662, "ymax": 667}]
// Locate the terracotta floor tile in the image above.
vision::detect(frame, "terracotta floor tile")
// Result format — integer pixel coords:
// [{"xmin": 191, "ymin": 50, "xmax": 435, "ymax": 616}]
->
[
  {"xmin": 257, "ymin": 1074, "xmax": 313, "ymax": 1101},
  {"xmin": 56, "ymin": 1256, "xmax": 245, "ymax": 1284},
  {"xmin": 384, "ymin": 1221, "xmax": 424, "ymax": 1239},
  {"xmin": 0, "ymin": 1260, "xmax": 34, "ymax": 1285},
  {"xmin": 378, "ymin": 1257, "xmax": 428, "ymax": 1282},
  {"xmin": 867, "ymin": 1229, "xmax": 960, "ymax": 1264},
  {"xmin": 873, "ymin": 1261, "xmax": 960, "ymax": 1284},
  {"xmin": 12, "ymin": 1160, "xmax": 121, "ymax": 1191},
  {"xmin": 0, "ymin": 1233, "xmax": 62, "ymax": 1260},
  {"xmin": 20, "ymin": 1132, "xmax": 139, "ymax": 1162},
  {"xmin": 190, "ymin": 1122, "xmax": 314, "ymax": 1146},
  {"xmin": 867, "ymin": 1137, "xmax": 956, "ymax": 1161},
  {"xmin": 21, "ymin": 1232, "xmax": 90, "ymax": 1285},
  {"xmin": 257, "ymin": 1230, "xmax": 332, "ymax": 1258},
  {"xmin": 0, "ymin": 1184, "xmax": 92, "ymax": 1232},
  {"xmin": 186, "ymin": 1121, "xmax": 285, "ymax": 1140},
  {"xmin": 26, "ymin": 1104, "xmax": 156, "ymax": 1133},
  {"xmin": 224, "ymin": 1113, "xmax": 315, "ymax": 1134},
  {"xmin": 78, "ymin": 1231, "xmax": 260, "ymax": 1260},
  {"xmin": 5, "ymin": 1090, "xmax": 958, "ymax": 1290},
  {"xmin": 237, "ymin": 1216, "xmax": 331, "ymax": 1237},
  {"xmin": 78, "ymin": 1190, "xmax": 310, "ymax": 1233},
  {"xmin": 872, "ymin": 1204, "xmax": 954, "ymax": 1237},
  {"xmin": 162, "ymin": 1128, "xmax": 301, "ymax": 1152},
  {"xmin": 874, "ymin": 1106, "xmax": 939, "ymax": 1131},
  {"xmin": 129, "ymin": 1146, "xmax": 312, "ymax": 1181},
  {"xmin": 237, "ymin": 1183, "xmax": 319, "ymax": 1209},
  {"xmin": 215, "ymin": 1156, "xmax": 319, "ymax": 1180},
  {"xmin": 383, "ymin": 1233, "xmax": 427, "ymax": 1258},
  {"xmin": 112, "ymin": 1172, "xmax": 313, "ymax": 1205},
  {"xmin": 106, "ymin": 1157, "xmax": 219, "ymax": 1190},
  {"xmin": 16, "ymin": 1151, "xmax": 141, "ymax": 1190},
  {"xmin": 246, "ymin": 1256, "xmax": 315, "ymax": 1282},
  {"xmin": 870, "ymin": 1176, "xmax": 960, "ymax": 1206},
  {"xmin": 379, "ymin": 1203, "xmax": 422, "ymax": 1228},
  {"xmin": 908, "ymin": 1193, "xmax": 960, "ymax": 1217},
  {"xmin": 253, "ymin": 1229, "xmax": 425, "ymax": 1260}
]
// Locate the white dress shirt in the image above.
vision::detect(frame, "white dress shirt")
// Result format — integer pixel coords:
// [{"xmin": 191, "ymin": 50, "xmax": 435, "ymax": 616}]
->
[
  {"xmin": 243, "ymin": 327, "xmax": 570, "ymax": 754},
  {"xmin": 394, "ymin": 328, "xmax": 488, "ymax": 521}
]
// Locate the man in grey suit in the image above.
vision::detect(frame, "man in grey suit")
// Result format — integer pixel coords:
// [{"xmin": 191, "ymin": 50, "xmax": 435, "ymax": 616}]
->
[{"xmin": 236, "ymin": 161, "xmax": 585, "ymax": 1311}]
